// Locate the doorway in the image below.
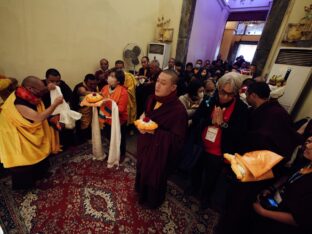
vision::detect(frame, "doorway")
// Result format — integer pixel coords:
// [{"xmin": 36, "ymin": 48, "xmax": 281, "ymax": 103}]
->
[
  {"xmin": 235, "ymin": 43, "xmax": 257, "ymax": 63},
  {"xmin": 220, "ymin": 20, "xmax": 267, "ymax": 65}
]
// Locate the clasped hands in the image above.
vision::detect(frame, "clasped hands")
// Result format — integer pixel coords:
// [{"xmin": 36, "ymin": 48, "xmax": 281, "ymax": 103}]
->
[{"xmin": 212, "ymin": 106, "xmax": 225, "ymax": 127}]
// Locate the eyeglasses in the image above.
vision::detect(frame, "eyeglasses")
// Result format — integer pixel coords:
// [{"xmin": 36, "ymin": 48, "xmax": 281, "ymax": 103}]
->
[
  {"xmin": 219, "ymin": 89, "xmax": 235, "ymax": 97},
  {"xmin": 305, "ymin": 138, "xmax": 312, "ymax": 145},
  {"xmin": 302, "ymin": 138, "xmax": 312, "ymax": 150}
]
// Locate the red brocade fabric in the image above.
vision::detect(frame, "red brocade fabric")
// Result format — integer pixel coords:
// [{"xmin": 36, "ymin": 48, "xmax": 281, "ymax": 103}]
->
[{"xmin": 15, "ymin": 86, "xmax": 41, "ymax": 105}]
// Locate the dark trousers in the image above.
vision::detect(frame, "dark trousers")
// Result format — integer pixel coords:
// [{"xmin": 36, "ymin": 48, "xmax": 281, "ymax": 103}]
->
[
  {"xmin": 76, "ymin": 124, "xmax": 92, "ymax": 145},
  {"xmin": 103, "ymin": 123, "xmax": 127, "ymax": 156},
  {"xmin": 10, "ymin": 157, "xmax": 50, "ymax": 190},
  {"xmin": 59, "ymin": 128, "xmax": 76, "ymax": 149},
  {"xmin": 0, "ymin": 163, "xmax": 9, "ymax": 179},
  {"xmin": 135, "ymin": 168, "xmax": 167, "ymax": 209},
  {"xmin": 191, "ymin": 152, "xmax": 224, "ymax": 206},
  {"xmin": 216, "ymin": 179, "xmax": 273, "ymax": 234},
  {"xmin": 135, "ymin": 155, "xmax": 168, "ymax": 209},
  {"xmin": 251, "ymin": 213, "xmax": 305, "ymax": 234}
]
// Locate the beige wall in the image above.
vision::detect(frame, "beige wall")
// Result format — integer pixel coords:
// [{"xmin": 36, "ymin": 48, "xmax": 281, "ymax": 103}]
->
[
  {"xmin": 158, "ymin": 0, "xmax": 183, "ymax": 59},
  {"xmin": 220, "ymin": 22, "xmax": 237, "ymax": 60},
  {"xmin": 225, "ymin": 21, "xmax": 238, "ymax": 30},
  {"xmin": 263, "ymin": 0, "xmax": 311, "ymax": 76},
  {"xmin": 219, "ymin": 29, "xmax": 236, "ymax": 60},
  {"xmin": 287, "ymin": 0, "xmax": 311, "ymax": 22},
  {"xmin": 0, "ymin": 0, "xmax": 182, "ymax": 88},
  {"xmin": 233, "ymin": 35, "xmax": 261, "ymax": 42},
  {"xmin": 262, "ymin": 0, "xmax": 312, "ymax": 120}
]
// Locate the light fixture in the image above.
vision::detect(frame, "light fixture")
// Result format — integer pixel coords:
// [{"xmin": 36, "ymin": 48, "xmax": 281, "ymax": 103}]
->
[
  {"xmin": 240, "ymin": 0, "xmax": 255, "ymax": 4},
  {"xmin": 231, "ymin": 0, "xmax": 255, "ymax": 5}
]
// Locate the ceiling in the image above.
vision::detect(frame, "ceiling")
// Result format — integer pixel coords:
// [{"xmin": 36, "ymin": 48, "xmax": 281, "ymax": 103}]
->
[{"xmin": 223, "ymin": 0, "xmax": 272, "ymax": 10}]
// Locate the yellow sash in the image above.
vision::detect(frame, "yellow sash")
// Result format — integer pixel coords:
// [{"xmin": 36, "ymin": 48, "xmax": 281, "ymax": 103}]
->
[
  {"xmin": 0, "ymin": 78, "xmax": 11, "ymax": 91},
  {"xmin": 124, "ymin": 72, "xmax": 137, "ymax": 124},
  {"xmin": 0, "ymin": 93, "xmax": 60, "ymax": 168}
]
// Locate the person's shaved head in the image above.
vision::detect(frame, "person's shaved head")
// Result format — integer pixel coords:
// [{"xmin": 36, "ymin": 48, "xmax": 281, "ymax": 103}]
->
[
  {"xmin": 155, "ymin": 70, "xmax": 178, "ymax": 97},
  {"xmin": 100, "ymin": 58, "xmax": 109, "ymax": 71},
  {"xmin": 162, "ymin": 69, "xmax": 179, "ymax": 85},
  {"xmin": 22, "ymin": 76, "xmax": 47, "ymax": 97},
  {"xmin": 22, "ymin": 76, "xmax": 42, "ymax": 87}
]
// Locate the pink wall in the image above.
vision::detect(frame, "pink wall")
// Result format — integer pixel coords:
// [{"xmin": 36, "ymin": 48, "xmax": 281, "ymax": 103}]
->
[{"xmin": 186, "ymin": 0, "xmax": 229, "ymax": 63}]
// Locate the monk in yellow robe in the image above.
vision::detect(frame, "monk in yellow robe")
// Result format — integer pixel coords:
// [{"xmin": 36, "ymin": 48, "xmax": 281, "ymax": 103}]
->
[
  {"xmin": 0, "ymin": 76, "xmax": 63, "ymax": 189},
  {"xmin": 0, "ymin": 74, "xmax": 18, "ymax": 104},
  {"xmin": 115, "ymin": 60, "xmax": 137, "ymax": 125}
]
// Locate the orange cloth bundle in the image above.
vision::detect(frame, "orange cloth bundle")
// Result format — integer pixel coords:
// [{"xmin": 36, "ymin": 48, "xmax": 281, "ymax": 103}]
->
[
  {"xmin": 224, "ymin": 150, "xmax": 283, "ymax": 182},
  {"xmin": 80, "ymin": 93, "xmax": 105, "ymax": 107},
  {"xmin": 134, "ymin": 117, "xmax": 158, "ymax": 132},
  {"xmin": 86, "ymin": 93, "xmax": 103, "ymax": 103}
]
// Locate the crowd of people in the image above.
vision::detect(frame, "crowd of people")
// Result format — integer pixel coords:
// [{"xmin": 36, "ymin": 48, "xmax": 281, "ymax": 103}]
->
[{"xmin": 0, "ymin": 55, "xmax": 311, "ymax": 234}]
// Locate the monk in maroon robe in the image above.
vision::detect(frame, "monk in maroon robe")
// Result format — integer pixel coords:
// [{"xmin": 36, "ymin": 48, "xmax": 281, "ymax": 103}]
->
[
  {"xmin": 135, "ymin": 70, "xmax": 188, "ymax": 209},
  {"xmin": 95, "ymin": 58, "xmax": 110, "ymax": 90},
  {"xmin": 245, "ymin": 82, "xmax": 303, "ymax": 170}
]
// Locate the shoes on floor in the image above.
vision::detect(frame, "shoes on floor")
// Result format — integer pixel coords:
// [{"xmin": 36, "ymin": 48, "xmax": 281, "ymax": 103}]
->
[
  {"xmin": 120, "ymin": 155, "xmax": 126, "ymax": 163},
  {"xmin": 199, "ymin": 200, "xmax": 211, "ymax": 211},
  {"xmin": 184, "ymin": 186, "xmax": 198, "ymax": 196}
]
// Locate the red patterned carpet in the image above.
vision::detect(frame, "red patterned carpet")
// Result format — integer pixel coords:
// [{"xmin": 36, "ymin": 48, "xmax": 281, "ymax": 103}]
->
[{"xmin": 0, "ymin": 143, "xmax": 219, "ymax": 233}]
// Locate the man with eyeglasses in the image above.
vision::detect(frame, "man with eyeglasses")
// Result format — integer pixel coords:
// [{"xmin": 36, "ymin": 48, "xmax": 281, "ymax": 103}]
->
[
  {"xmin": 189, "ymin": 72, "xmax": 248, "ymax": 210},
  {"xmin": 218, "ymin": 82, "xmax": 304, "ymax": 234}
]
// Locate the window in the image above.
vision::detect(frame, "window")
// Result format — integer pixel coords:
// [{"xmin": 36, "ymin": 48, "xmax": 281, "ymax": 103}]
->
[
  {"xmin": 235, "ymin": 21, "xmax": 265, "ymax": 35},
  {"xmin": 245, "ymin": 22, "xmax": 265, "ymax": 35},
  {"xmin": 236, "ymin": 22, "xmax": 246, "ymax": 35}
]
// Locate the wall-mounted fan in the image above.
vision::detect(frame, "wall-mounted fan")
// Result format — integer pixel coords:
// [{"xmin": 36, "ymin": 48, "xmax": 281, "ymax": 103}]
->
[{"xmin": 123, "ymin": 43, "xmax": 142, "ymax": 72}]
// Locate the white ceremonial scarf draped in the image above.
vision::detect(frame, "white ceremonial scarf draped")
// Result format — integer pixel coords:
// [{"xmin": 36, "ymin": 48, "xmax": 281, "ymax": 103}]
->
[
  {"xmin": 50, "ymin": 86, "xmax": 82, "ymax": 129},
  {"xmin": 107, "ymin": 100, "xmax": 121, "ymax": 168},
  {"xmin": 91, "ymin": 107, "xmax": 104, "ymax": 160},
  {"xmin": 269, "ymin": 85, "xmax": 286, "ymax": 99}
]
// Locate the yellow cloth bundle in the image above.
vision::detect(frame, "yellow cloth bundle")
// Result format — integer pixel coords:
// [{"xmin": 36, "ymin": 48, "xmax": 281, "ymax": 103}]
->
[
  {"xmin": 0, "ymin": 93, "xmax": 60, "ymax": 168},
  {"xmin": 224, "ymin": 150, "xmax": 283, "ymax": 182},
  {"xmin": 0, "ymin": 78, "xmax": 11, "ymax": 91}
]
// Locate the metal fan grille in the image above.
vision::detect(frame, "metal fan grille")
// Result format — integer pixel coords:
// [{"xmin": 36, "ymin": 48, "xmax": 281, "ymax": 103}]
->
[{"xmin": 123, "ymin": 44, "xmax": 142, "ymax": 66}]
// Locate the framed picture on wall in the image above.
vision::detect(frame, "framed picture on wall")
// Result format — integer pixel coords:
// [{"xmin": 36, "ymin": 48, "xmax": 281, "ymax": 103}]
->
[{"xmin": 163, "ymin": 28, "xmax": 174, "ymax": 42}]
